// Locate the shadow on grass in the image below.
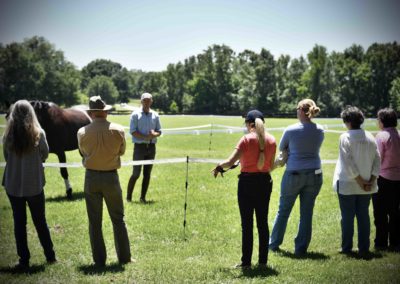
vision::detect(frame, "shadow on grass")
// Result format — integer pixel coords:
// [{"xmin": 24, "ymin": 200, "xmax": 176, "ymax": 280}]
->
[
  {"xmin": 240, "ymin": 266, "xmax": 279, "ymax": 278},
  {"xmin": 219, "ymin": 265, "xmax": 279, "ymax": 279},
  {"xmin": 340, "ymin": 251, "xmax": 383, "ymax": 261},
  {"xmin": 129, "ymin": 200, "xmax": 157, "ymax": 205},
  {"xmin": 0, "ymin": 264, "xmax": 45, "ymax": 275},
  {"xmin": 46, "ymin": 192, "xmax": 85, "ymax": 203},
  {"xmin": 272, "ymin": 249, "xmax": 330, "ymax": 260},
  {"xmin": 77, "ymin": 263, "xmax": 125, "ymax": 275}
]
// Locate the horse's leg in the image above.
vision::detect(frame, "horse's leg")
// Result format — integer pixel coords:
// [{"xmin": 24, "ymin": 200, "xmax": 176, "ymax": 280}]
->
[{"xmin": 57, "ymin": 152, "xmax": 73, "ymax": 199}]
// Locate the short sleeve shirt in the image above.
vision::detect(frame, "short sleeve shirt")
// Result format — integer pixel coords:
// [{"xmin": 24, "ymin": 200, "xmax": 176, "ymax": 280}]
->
[{"xmin": 236, "ymin": 132, "xmax": 276, "ymax": 172}]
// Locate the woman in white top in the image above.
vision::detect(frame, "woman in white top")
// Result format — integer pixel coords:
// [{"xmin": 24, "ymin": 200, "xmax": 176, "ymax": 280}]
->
[{"xmin": 333, "ymin": 106, "xmax": 380, "ymax": 255}]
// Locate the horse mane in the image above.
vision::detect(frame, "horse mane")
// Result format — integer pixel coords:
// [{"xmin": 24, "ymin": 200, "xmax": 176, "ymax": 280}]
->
[{"xmin": 30, "ymin": 100, "xmax": 64, "ymax": 120}]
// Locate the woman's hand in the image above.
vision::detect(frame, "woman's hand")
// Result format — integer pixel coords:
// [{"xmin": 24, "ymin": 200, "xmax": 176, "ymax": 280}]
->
[
  {"xmin": 355, "ymin": 175, "xmax": 373, "ymax": 192},
  {"xmin": 211, "ymin": 165, "xmax": 225, "ymax": 178}
]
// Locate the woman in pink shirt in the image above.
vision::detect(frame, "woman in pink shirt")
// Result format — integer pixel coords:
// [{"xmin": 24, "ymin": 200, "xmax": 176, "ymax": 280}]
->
[
  {"xmin": 212, "ymin": 110, "xmax": 276, "ymax": 269},
  {"xmin": 373, "ymin": 108, "xmax": 400, "ymax": 251}
]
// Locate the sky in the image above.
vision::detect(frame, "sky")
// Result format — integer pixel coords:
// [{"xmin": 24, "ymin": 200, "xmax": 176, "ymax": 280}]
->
[{"xmin": 1, "ymin": 0, "xmax": 399, "ymax": 71}]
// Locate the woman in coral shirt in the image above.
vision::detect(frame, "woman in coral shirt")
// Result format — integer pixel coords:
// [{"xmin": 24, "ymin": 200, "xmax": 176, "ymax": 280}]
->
[{"xmin": 212, "ymin": 110, "xmax": 276, "ymax": 269}]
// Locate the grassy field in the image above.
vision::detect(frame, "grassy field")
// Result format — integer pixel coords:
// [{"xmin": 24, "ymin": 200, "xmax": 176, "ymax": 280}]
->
[{"xmin": 0, "ymin": 114, "xmax": 399, "ymax": 283}]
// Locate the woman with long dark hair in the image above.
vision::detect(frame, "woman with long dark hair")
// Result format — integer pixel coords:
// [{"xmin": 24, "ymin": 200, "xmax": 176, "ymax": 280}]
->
[
  {"xmin": 212, "ymin": 110, "xmax": 276, "ymax": 269},
  {"xmin": 2, "ymin": 100, "xmax": 56, "ymax": 270}
]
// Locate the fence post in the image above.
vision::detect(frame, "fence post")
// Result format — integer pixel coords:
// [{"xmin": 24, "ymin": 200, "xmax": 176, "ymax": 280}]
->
[{"xmin": 183, "ymin": 155, "xmax": 189, "ymax": 240}]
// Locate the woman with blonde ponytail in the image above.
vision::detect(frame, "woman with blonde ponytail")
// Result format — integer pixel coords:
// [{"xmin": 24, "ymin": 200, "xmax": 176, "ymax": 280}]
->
[
  {"xmin": 2, "ymin": 100, "xmax": 56, "ymax": 270},
  {"xmin": 212, "ymin": 110, "xmax": 276, "ymax": 269},
  {"xmin": 269, "ymin": 98, "xmax": 324, "ymax": 255}
]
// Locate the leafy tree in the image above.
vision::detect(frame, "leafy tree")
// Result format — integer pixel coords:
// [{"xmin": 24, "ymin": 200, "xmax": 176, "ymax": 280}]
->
[
  {"xmin": 366, "ymin": 42, "xmax": 400, "ymax": 114},
  {"xmin": 275, "ymin": 55, "xmax": 291, "ymax": 113},
  {"xmin": 302, "ymin": 45, "xmax": 340, "ymax": 116},
  {"xmin": 282, "ymin": 56, "xmax": 308, "ymax": 114},
  {"xmin": 81, "ymin": 59, "xmax": 134, "ymax": 102},
  {"xmin": 232, "ymin": 50, "xmax": 258, "ymax": 113},
  {"xmin": 181, "ymin": 93, "xmax": 194, "ymax": 113},
  {"xmin": 112, "ymin": 67, "xmax": 132, "ymax": 102},
  {"xmin": 169, "ymin": 100, "xmax": 179, "ymax": 114},
  {"xmin": 305, "ymin": 45, "xmax": 328, "ymax": 103},
  {"xmin": 0, "ymin": 36, "xmax": 80, "ymax": 105},
  {"xmin": 389, "ymin": 77, "xmax": 400, "ymax": 111},
  {"xmin": 130, "ymin": 69, "xmax": 146, "ymax": 98},
  {"xmin": 254, "ymin": 48, "xmax": 276, "ymax": 114},
  {"xmin": 165, "ymin": 62, "xmax": 186, "ymax": 112},
  {"xmin": 333, "ymin": 46, "xmax": 372, "ymax": 114},
  {"xmin": 184, "ymin": 56, "xmax": 197, "ymax": 81},
  {"xmin": 136, "ymin": 71, "xmax": 168, "ymax": 111},
  {"xmin": 86, "ymin": 75, "xmax": 119, "ymax": 104},
  {"xmin": 320, "ymin": 53, "xmax": 340, "ymax": 116},
  {"xmin": 190, "ymin": 47, "xmax": 216, "ymax": 113},
  {"xmin": 81, "ymin": 59, "xmax": 122, "ymax": 88},
  {"xmin": 213, "ymin": 45, "xmax": 235, "ymax": 113}
]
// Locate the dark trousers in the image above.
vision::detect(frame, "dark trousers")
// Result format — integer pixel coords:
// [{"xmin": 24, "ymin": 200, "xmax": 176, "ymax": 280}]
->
[
  {"xmin": 7, "ymin": 191, "xmax": 55, "ymax": 265},
  {"xmin": 84, "ymin": 170, "xmax": 131, "ymax": 265},
  {"xmin": 238, "ymin": 173, "xmax": 272, "ymax": 265},
  {"xmin": 127, "ymin": 143, "xmax": 156, "ymax": 200},
  {"xmin": 372, "ymin": 176, "xmax": 400, "ymax": 248}
]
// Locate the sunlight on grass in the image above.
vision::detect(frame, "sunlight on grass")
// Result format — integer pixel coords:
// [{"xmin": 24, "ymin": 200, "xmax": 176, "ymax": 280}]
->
[{"xmin": 0, "ymin": 114, "xmax": 399, "ymax": 283}]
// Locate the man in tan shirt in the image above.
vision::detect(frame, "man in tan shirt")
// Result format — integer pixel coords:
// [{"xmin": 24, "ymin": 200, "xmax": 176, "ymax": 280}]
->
[{"xmin": 77, "ymin": 96, "xmax": 131, "ymax": 267}]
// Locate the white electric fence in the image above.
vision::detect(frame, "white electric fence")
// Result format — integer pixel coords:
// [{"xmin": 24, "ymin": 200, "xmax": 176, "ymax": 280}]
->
[{"xmin": 0, "ymin": 157, "xmax": 338, "ymax": 169}]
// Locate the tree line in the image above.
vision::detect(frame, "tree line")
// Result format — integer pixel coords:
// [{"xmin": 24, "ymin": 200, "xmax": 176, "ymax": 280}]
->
[{"xmin": 1, "ymin": 36, "xmax": 400, "ymax": 117}]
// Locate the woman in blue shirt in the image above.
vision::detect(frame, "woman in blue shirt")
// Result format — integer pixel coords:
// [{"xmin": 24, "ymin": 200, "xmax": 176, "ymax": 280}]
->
[{"xmin": 269, "ymin": 99, "xmax": 324, "ymax": 255}]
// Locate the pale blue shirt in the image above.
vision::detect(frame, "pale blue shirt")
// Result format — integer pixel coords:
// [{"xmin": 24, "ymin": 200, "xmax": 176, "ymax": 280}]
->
[
  {"xmin": 130, "ymin": 108, "xmax": 162, "ymax": 144},
  {"xmin": 280, "ymin": 122, "xmax": 324, "ymax": 171}
]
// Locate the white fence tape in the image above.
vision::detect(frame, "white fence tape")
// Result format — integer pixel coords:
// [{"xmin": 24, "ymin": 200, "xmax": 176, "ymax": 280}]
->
[{"xmin": 0, "ymin": 157, "xmax": 337, "ymax": 168}]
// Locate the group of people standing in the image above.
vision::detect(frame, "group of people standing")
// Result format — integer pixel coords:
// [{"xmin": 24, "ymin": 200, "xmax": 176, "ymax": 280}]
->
[
  {"xmin": 2, "ymin": 95, "xmax": 399, "ymax": 271},
  {"xmin": 214, "ymin": 100, "xmax": 399, "ymax": 269},
  {"xmin": 2, "ymin": 93, "xmax": 161, "ymax": 269}
]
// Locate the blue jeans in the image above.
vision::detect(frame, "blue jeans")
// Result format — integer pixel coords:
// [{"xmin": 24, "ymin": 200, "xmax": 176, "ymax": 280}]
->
[
  {"xmin": 269, "ymin": 169, "xmax": 322, "ymax": 254},
  {"xmin": 338, "ymin": 193, "xmax": 371, "ymax": 253},
  {"xmin": 7, "ymin": 191, "xmax": 55, "ymax": 265}
]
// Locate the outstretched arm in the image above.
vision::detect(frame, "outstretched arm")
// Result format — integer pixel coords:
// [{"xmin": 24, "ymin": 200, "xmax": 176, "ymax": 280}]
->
[{"xmin": 212, "ymin": 148, "xmax": 241, "ymax": 178}]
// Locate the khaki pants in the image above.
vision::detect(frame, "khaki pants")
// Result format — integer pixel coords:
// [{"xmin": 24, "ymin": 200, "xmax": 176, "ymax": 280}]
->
[{"xmin": 84, "ymin": 169, "xmax": 131, "ymax": 265}]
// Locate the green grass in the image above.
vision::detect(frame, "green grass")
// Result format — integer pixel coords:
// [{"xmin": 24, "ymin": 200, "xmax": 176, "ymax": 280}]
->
[{"xmin": 0, "ymin": 115, "xmax": 399, "ymax": 283}]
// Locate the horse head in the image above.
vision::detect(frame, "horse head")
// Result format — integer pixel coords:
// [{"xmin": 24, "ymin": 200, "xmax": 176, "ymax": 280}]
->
[
  {"xmin": 5, "ymin": 100, "xmax": 52, "ymax": 121},
  {"xmin": 29, "ymin": 100, "xmax": 57, "ymax": 127}
]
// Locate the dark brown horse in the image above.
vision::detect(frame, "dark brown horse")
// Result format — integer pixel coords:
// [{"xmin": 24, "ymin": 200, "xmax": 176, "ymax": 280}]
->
[{"xmin": 29, "ymin": 101, "xmax": 91, "ymax": 199}]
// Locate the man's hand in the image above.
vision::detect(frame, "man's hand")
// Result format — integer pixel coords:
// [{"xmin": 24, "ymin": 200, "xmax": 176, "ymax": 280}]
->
[{"xmin": 148, "ymin": 130, "xmax": 159, "ymax": 140}]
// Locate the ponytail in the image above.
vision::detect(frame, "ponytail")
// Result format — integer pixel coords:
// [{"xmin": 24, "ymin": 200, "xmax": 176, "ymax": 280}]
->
[{"xmin": 255, "ymin": 118, "xmax": 265, "ymax": 170}]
